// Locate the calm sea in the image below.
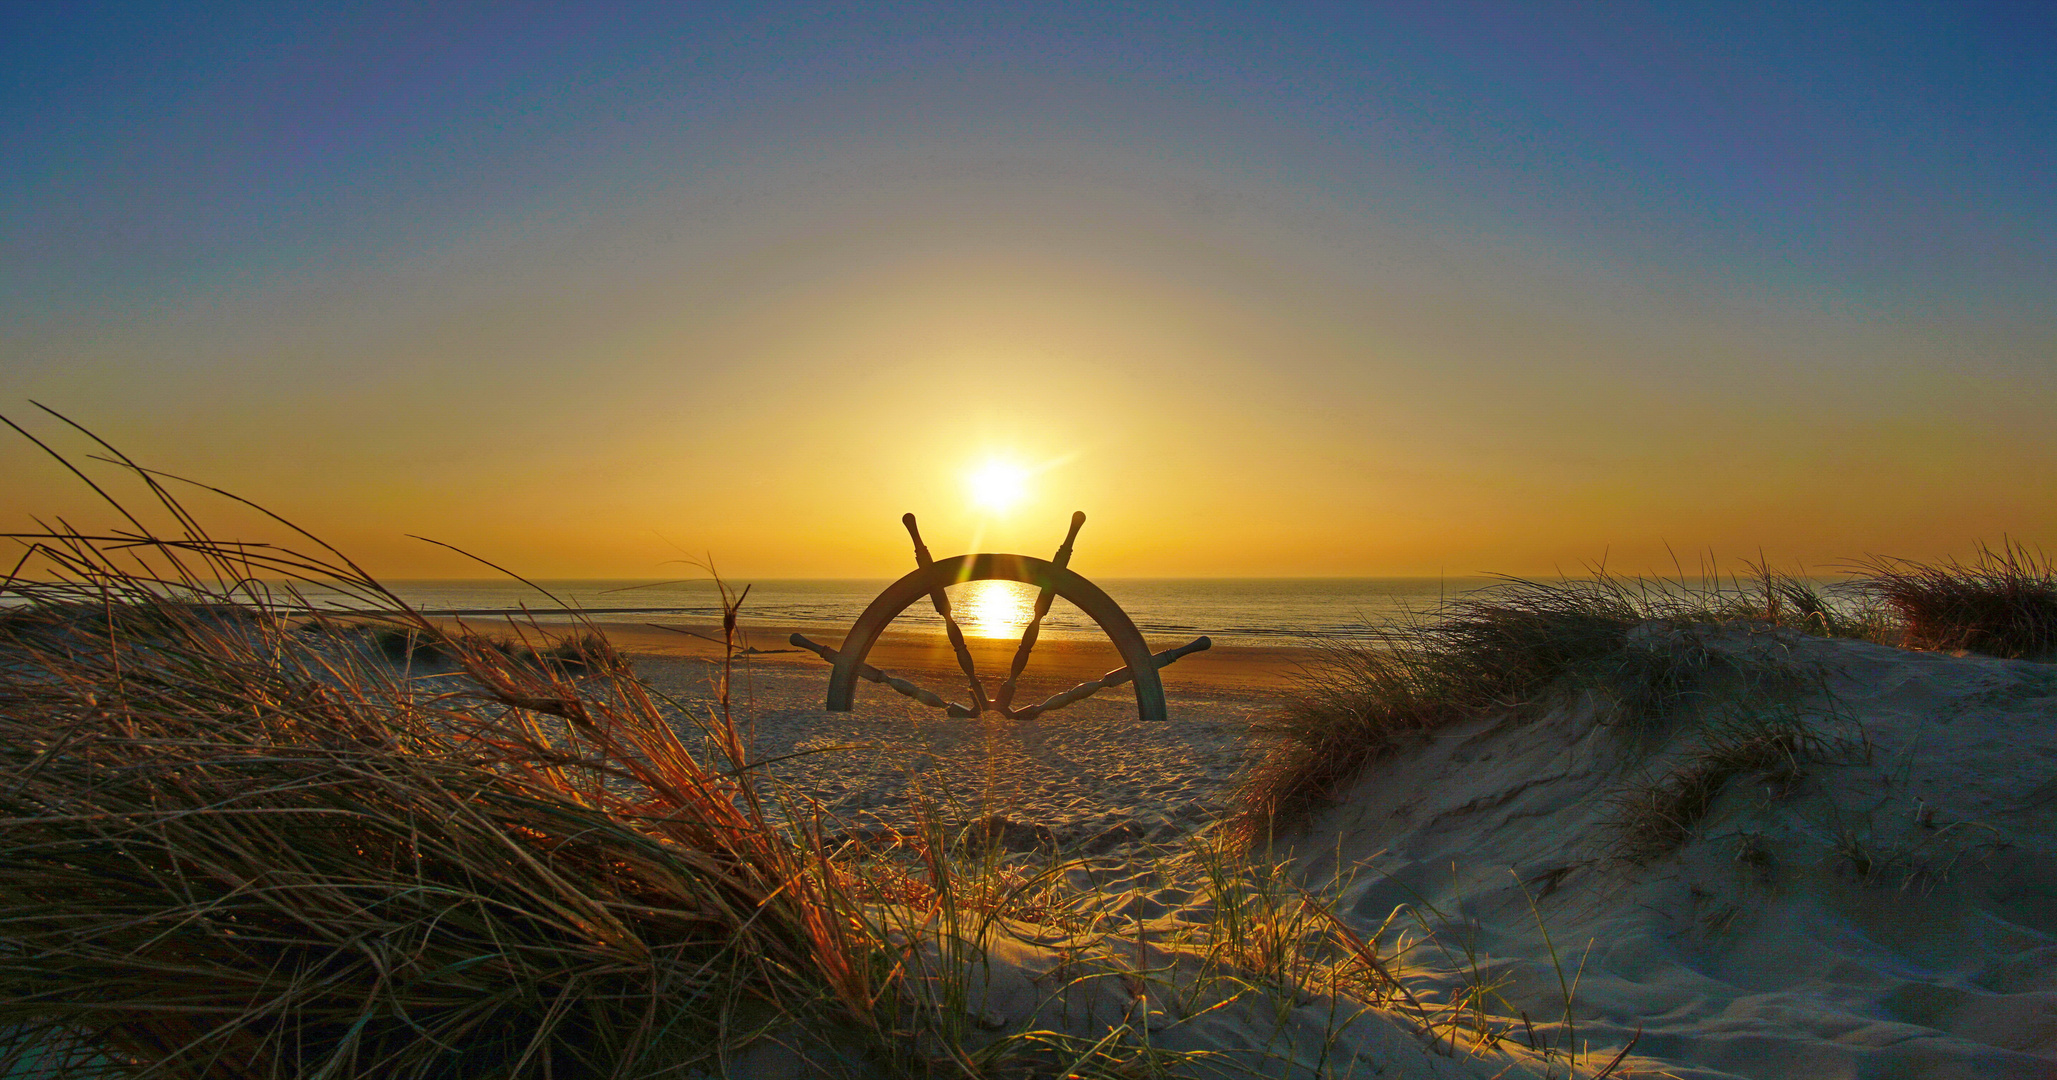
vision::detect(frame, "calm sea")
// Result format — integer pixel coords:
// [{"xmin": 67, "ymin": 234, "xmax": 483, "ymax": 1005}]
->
[{"xmin": 293, "ymin": 578, "xmax": 1506, "ymax": 647}]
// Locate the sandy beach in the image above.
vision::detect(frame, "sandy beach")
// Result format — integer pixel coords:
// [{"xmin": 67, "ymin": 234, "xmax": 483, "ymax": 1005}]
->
[
  {"xmin": 436, "ymin": 615, "xmax": 1313, "ymax": 850},
  {"xmin": 1283, "ymin": 630, "xmax": 2057, "ymax": 1078},
  {"xmin": 498, "ymin": 616, "xmax": 2057, "ymax": 1079},
  {"xmin": 506, "ymin": 615, "xmax": 1318, "ymax": 695},
  {"xmin": 10, "ymin": 593, "xmax": 2057, "ymax": 1077}
]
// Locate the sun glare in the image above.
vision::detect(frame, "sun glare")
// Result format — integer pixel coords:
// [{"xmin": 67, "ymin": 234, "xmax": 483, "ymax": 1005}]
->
[
  {"xmin": 954, "ymin": 578, "xmax": 1037, "ymax": 638},
  {"xmin": 968, "ymin": 459, "xmax": 1030, "ymax": 514}
]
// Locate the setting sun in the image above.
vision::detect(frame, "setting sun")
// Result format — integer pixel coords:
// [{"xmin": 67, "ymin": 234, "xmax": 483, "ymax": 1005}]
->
[{"xmin": 967, "ymin": 459, "xmax": 1030, "ymax": 514}]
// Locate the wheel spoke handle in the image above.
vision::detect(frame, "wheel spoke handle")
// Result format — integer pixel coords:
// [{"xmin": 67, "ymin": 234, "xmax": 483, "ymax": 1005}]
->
[
  {"xmin": 902, "ymin": 513, "xmax": 992, "ymax": 714},
  {"xmin": 1012, "ymin": 635, "xmax": 1211, "ymax": 722},
  {"xmin": 790, "ymin": 634, "xmax": 976, "ymax": 717},
  {"xmin": 994, "ymin": 510, "xmax": 1086, "ymax": 713}
]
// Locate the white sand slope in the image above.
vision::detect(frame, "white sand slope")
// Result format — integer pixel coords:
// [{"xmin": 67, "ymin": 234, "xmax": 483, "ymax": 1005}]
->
[{"xmin": 1294, "ymin": 629, "xmax": 2057, "ymax": 1079}]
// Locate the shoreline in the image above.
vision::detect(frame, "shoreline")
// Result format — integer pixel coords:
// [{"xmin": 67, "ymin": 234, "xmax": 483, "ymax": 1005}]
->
[{"xmin": 428, "ymin": 614, "xmax": 1321, "ymax": 696}]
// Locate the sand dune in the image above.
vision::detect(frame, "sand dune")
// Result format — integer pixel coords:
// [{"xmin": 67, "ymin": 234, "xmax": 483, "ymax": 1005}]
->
[
  {"xmin": 612, "ymin": 617, "xmax": 2057, "ymax": 1069},
  {"xmin": 493, "ymin": 618, "xmax": 2056, "ymax": 1078},
  {"xmin": 1290, "ymin": 629, "xmax": 2057, "ymax": 1079}
]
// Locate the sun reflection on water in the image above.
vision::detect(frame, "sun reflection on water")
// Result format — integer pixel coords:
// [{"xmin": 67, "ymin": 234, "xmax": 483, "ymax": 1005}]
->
[{"xmin": 951, "ymin": 579, "xmax": 1039, "ymax": 639}]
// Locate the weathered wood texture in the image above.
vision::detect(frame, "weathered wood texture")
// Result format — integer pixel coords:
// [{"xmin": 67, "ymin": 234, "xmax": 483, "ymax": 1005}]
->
[
  {"xmin": 1011, "ymin": 635, "xmax": 1212, "ymax": 721},
  {"xmin": 823, "ymin": 551, "xmax": 1171, "ymax": 721},
  {"xmin": 789, "ymin": 633, "xmax": 976, "ymax": 717},
  {"xmin": 902, "ymin": 513, "xmax": 992, "ymax": 714},
  {"xmin": 994, "ymin": 510, "xmax": 1087, "ymax": 712}
]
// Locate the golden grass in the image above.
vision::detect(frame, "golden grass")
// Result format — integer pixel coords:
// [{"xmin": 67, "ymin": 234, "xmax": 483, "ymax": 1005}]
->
[
  {"xmin": 0, "ymin": 564, "xmax": 867, "ymax": 1074},
  {"xmin": 0, "ymin": 414, "xmax": 906, "ymax": 1076}
]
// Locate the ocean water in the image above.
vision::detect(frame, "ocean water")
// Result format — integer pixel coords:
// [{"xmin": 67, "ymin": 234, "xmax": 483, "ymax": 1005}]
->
[{"xmin": 293, "ymin": 577, "xmax": 1507, "ymax": 647}]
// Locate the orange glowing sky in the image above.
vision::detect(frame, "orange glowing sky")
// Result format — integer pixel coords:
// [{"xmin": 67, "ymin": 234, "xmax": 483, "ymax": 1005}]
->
[{"xmin": 5, "ymin": 6, "xmax": 2052, "ymax": 580}]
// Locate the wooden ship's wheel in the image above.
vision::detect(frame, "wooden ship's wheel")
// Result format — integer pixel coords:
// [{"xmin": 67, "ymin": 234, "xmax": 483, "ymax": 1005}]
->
[{"xmin": 790, "ymin": 512, "xmax": 1209, "ymax": 722}]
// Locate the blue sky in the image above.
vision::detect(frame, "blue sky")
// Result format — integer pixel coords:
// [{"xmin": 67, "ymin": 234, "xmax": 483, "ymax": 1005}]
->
[{"xmin": 5, "ymin": 2, "xmax": 2052, "ymax": 575}]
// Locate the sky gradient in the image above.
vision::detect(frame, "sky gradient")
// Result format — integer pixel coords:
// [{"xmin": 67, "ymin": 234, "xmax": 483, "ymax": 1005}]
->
[{"xmin": 5, "ymin": 2, "xmax": 2053, "ymax": 578}]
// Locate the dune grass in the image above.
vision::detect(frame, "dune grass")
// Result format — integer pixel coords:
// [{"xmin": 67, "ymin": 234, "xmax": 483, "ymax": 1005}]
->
[
  {"xmin": 1236, "ymin": 543, "xmax": 2049, "ymax": 848},
  {"xmin": 0, "ymin": 416, "xmax": 951, "ymax": 1077},
  {"xmin": 1852, "ymin": 540, "xmax": 2057, "ymax": 659},
  {"xmin": 1603, "ymin": 708, "xmax": 1822, "ymax": 863},
  {"xmin": 1237, "ymin": 542, "xmax": 2057, "ymax": 852},
  {"xmin": 1230, "ymin": 569, "xmax": 1858, "ymax": 846},
  {"xmin": 0, "ymin": 554, "xmax": 884, "ymax": 1074}
]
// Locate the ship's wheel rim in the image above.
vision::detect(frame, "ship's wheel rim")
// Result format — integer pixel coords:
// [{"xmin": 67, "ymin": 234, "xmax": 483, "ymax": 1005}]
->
[{"xmin": 824, "ymin": 552, "xmax": 1166, "ymax": 723}]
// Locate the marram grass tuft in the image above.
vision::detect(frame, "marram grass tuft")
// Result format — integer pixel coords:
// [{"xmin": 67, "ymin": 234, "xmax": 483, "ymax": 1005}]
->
[
  {"xmin": 1231, "ymin": 569, "xmax": 1855, "ymax": 847},
  {"xmin": 0, "ymin": 416, "xmax": 889, "ymax": 1078},
  {"xmin": 1853, "ymin": 540, "xmax": 2057, "ymax": 659}
]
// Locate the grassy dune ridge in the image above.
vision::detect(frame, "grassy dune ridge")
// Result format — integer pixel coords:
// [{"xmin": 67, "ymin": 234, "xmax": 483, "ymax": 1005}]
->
[{"xmin": 1237, "ymin": 554, "xmax": 2051, "ymax": 844}]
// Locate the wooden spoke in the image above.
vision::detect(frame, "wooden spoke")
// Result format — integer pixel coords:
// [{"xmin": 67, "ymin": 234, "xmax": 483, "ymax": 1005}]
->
[
  {"xmin": 902, "ymin": 513, "xmax": 992, "ymax": 714},
  {"xmin": 789, "ymin": 634, "xmax": 976, "ymax": 718},
  {"xmin": 1012, "ymin": 635, "xmax": 1211, "ymax": 722},
  {"xmin": 993, "ymin": 510, "xmax": 1085, "ymax": 713}
]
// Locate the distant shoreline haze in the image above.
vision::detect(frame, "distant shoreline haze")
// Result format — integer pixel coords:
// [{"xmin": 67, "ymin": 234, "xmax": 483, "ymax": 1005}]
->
[{"xmin": 255, "ymin": 575, "xmax": 1855, "ymax": 647}]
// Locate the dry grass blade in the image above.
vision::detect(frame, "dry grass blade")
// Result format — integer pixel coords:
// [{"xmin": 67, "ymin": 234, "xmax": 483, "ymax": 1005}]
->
[
  {"xmin": 1605, "ymin": 719, "xmax": 1813, "ymax": 862},
  {"xmin": 1852, "ymin": 540, "xmax": 2057, "ymax": 659},
  {"xmin": 0, "ymin": 602, "xmax": 805, "ymax": 1078}
]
